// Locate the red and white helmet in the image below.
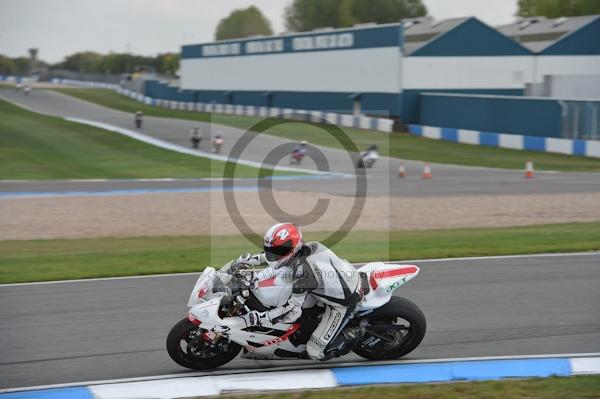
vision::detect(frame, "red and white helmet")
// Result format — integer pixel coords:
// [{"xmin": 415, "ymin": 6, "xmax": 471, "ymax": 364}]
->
[{"xmin": 263, "ymin": 223, "xmax": 303, "ymax": 269}]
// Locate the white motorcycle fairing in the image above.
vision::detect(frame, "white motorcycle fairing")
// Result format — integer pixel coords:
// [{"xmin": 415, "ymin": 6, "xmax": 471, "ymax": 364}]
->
[
  {"xmin": 357, "ymin": 262, "xmax": 419, "ymax": 310},
  {"xmin": 188, "ymin": 293, "xmax": 304, "ymax": 357},
  {"xmin": 185, "ymin": 262, "xmax": 419, "ymax": 358}
]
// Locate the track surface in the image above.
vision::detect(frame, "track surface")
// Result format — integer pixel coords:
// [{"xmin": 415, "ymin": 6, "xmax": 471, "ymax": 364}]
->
[
  {"xmin": 1, "ymin": 253, "xmax": 599, "ymax": 389},
  {"xmin": 2, "ymin": 89, "xmax": 600, "ymax": 197}
]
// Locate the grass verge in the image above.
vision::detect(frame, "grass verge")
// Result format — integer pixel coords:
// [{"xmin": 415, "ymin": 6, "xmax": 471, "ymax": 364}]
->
[
  {"xmin": 223, "ymin": 375, "xmax": 600, "ymax": 399},
  {"xmin": 56, "ymin": 88, "xmax": 600, "ymax": 172},
  {"xmin": 0, "ymin": 98, "xmax": 281, "ymax": 179},
  {"xmin": 1, "ymin": 222, "xmax": 598, "ymax": 284}
]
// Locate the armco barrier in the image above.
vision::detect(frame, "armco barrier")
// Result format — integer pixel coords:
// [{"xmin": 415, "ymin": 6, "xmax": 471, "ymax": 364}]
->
[
  {"xmin": 1, "ymin": 355, "xmax": 599, "ymax": 399},
  {"xmin": 409, "ymin": 124, "xmax": 600, "ymax": 158},
  {"xmin": 51, "ymin": 79, "xmax": 394, "ymax": 133}
]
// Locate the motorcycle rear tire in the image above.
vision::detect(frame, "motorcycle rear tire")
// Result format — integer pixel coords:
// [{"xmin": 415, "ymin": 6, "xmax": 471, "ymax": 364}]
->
[
  {"xmin": 353, "ymin": 296, "xmax": 426, "ymax": 360},
  {"xmin": 166, "ymin": 318, "xmax": 242, "ymax": 370}
]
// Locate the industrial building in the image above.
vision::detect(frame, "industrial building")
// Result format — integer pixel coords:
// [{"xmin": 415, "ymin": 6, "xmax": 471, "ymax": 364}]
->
[{"xmin": 144, "ymin": 15, "xmax": 600, "ymax": 139}]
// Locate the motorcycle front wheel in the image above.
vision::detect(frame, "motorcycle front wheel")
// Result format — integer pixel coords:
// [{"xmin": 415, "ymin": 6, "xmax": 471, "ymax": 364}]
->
[
  {"xmin": 166, "ymin": 318, "xmax": 242, "ymax": 370},
  {"xmin": 353, "ymin": 296, "xmax": 426, "ymax": 360}
]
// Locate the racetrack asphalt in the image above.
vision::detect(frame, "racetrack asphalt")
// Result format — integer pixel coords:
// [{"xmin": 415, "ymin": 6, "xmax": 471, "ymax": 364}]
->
[
  {"xmin": 1, "ymin": 89, "xmax": 600, "ymax": 198},
  {"xmin": 1, "ymin": 253, "xmax": 599, "ymax": 389}
]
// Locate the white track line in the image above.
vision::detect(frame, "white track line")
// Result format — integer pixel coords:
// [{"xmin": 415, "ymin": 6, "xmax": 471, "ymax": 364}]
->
[
  {"xmin": 65, "ymin": 117, "xmax": 346, "ymax": 177},
  {"xmin": 1, "ymin": 251, "xmax": 598, "ymax": 287},
  {"xmin": 2, "ymin": 352, "xmax": 598, "ymax": 393}
]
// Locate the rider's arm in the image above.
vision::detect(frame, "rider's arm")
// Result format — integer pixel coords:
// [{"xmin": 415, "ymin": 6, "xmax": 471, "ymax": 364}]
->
[
  {"xmin": 220, "ymin": 253, "xmax": 266, "ymax": 274},
  {"xmin": 263, "ymin": 263, "xmax": 316, "ymax": 324}
]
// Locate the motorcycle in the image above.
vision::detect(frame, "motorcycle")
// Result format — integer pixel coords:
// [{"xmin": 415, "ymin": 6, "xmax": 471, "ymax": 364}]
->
[
  {"xmin": 212, "ymin": 137, "xmax": 224, "ymax": 153},
  {"xmin": 357, "ymin": 149, "xmax": 379, "ymax": 169},
  {"xmin": 166, "ymin": 260, "xmax": 426, "ymax": 370},
  {"xmin": 290, "ymin": 148, "xmax": 306, "ymax": 164},
  {"xmin": 135, "ymin": 115, "xmax": 143, "ymax": 129}
]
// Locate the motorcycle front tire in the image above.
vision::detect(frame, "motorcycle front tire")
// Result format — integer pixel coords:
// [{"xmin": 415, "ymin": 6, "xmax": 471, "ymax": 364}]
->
[{"xmin": 166, "ymin": 318, "xmax": 242, "ymax": 370}]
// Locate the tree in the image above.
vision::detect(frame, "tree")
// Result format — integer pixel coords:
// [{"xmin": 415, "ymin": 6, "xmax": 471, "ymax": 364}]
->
[
  {"xmin": 12, "ymin": 57, "xmax": 30, "ymax": 75},
  {"xmin": 56, "ymin": 51, "xmax": 103, "ymax": 73},
  {"xmin": 215, "ymin": 6, "xmax": 273, "ymax": 40},
  {"xmin": 0, "ymin": 54, "xmax": 16, "ymax": 75},
  {"xmin": 157, "ymin": 53, "xmax": 180, "ymax": 75},
  {"xmin": 285, "ymin": 0, "xmax": 427, "ymax": 32},
  {"xmin": 351, "ymin": 0, "xmax": 427, "ymax": 25},
  {"xmin": 517, "ymin": 0, "xmax": 600, "ymax": 18}
]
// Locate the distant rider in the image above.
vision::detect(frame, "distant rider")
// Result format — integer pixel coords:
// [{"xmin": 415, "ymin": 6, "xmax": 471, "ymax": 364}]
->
[
  {"xmin": 134, "ymin": 111, "xmax": 143, "ymax": 129},
  {"xmin": 358, "ymin": 144, "xmax": 379, "ymax": 168},
  {"xmin": 291, "ymin": 140, "xmax": 307, "ymax": 163},
  {"xmin": 190, "ymin": 126, "xmax": 202, "ymax": 149},
  {"xmin": 230, "ymin": 223, "xmax": 365, "ymax": 360},
  {"xmin": 212, "ymin": 132, "xmax": 224, "ymax": 153}
]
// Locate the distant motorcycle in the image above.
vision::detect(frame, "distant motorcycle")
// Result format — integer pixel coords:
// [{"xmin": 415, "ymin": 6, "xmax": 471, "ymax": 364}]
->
[
  {"xmin": 290, "ymin": 150, "xmax": 305, "ymax": 164},
  {"xmin": 212, "ymin": 136, "xmax": 224, "ymax": 154},
  {"xmin": 166, "ymin": 260, "xmax": 426, "ymax": 370},
  {"xmin": 134, "ymin": 111, "xmax": 143, "ymax": 129},
  {"xmin": 357, "ymin": 145, "xmax": 379, "ymax": 168},
  {"xmin": 191, "ymin": 128, "xmax": 202, "ymax": 149}
]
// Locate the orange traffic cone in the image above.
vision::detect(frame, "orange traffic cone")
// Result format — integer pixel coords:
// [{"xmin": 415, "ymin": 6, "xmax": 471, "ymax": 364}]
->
[
  {"xmin": 422, "ymin": 163, "xmax": 432, "ymax": 179},
  {"xmin": 398, "ymin": 163, "xmax": 406, "ymax": 178},
  {"xmin": 524, "ymin": 160, "xmax": 534, "ymax": 179}
]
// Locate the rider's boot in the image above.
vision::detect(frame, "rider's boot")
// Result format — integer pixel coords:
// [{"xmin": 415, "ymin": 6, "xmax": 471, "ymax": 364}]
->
[{"xmin": 321, "ymin": 326, "xmax": 365, "ymax": 361}]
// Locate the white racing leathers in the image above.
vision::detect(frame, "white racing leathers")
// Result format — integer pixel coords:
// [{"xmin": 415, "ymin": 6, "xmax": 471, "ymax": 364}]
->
[{"xmin": 257, "ymin": 242, "xmax": 362, "ymax": 359}]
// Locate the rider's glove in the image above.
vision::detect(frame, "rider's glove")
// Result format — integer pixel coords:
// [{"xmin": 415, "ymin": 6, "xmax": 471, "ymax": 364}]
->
[
  {"xmin": 236, "ymin": 253, "xmax": 264, "ymax": 266},
  {"xmin": 240, "ymin": 310, "xmax": 264, "ymax": 327}
]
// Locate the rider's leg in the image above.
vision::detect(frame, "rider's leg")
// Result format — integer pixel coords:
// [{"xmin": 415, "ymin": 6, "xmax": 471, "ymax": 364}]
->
[{"xmin": 306, "ymin": 303, "xmax": 363, "ymax": 360}]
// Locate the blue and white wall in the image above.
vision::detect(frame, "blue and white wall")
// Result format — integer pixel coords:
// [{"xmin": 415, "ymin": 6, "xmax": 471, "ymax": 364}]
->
[{"xmin": 180, "ymin": 25, "xmax": 403, "ymax": 116}]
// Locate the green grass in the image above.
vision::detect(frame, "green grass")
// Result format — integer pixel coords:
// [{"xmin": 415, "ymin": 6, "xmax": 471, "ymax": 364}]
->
[
  {"xmin": 1, "ymin": 222, "xmax": 599, "ymax": 284},
  {"xmin": 56, "ymin": 88, "xmax": 600, "ymax": 172},
  {"xmin": 0, "ymin": 98, "xmax": 283, "ymax": 179},
  {"xmin": 223, "ymin": 376, "xmax": 600, "ymax": 399}
]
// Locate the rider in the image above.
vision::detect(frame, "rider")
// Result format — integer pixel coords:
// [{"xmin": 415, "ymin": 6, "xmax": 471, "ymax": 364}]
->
[
  {"xmin": 212, "ymin": 132, "xmax": 224, "ymax": 153},
  {"xmin": 233, "ymin": 223, "xmax": 365, "ymax": 360},
  {"xmin": 134, "ymin": 111, "xmax": 143, "ymax": 129},
  {"xmin": 190, "ymin": 126, "xmax": 202, "ymax": 149},
  {"xmin": 294, "ymin": 141, "xmax": 308, "ymax": 156}
]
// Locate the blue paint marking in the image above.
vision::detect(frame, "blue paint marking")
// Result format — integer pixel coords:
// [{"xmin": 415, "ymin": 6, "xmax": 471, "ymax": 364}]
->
[
  {"xmin": 408, "ymin": 124, "xmax": 422, "ymax": 136},
  {"xmin": 524, "ymin": 135, "xmax": 546, "ymax": 152},
  {"xmin": 479, "ymin": 131, "xmax": 499, "ymax": 147},
  {"xmin": 441, "ymin": 127, "xmax": 458, "ymax": 142},
  {"xmin": 0, "ymin": 187, "xmax": 260, "ymax": 199},
  {"xmin": 0, "ymin": 175, "xmax": 345, "ymax": 199},
  {"xmin": 573, "ymin": 140, "xmax": 587, "ymax": 156},
  {"xmin": 0, "ymin": 387, "xmax": 93, "ymax": 399},
  {"xmin": 332, "ymin": 358, "xmax": 571, "ymax": 385}
]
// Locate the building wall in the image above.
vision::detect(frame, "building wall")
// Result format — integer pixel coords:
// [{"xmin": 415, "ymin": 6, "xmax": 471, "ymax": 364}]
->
[
  {"xmin": 180, "ymin": 24, "xmax": 403, "ymax": 116},
  {"xmin": 172, "ymin": 17, "xmax": 600, "ymax": 133},
  {"xmin": 534, "ymin": 55, "xmax": 600, "ymax": 83},
  {"xmin": 419, "ymin": 93, "xmax": 564, "ymax": 137},
  {"xmin": 403, "ymin": 56, "xmax": 534, "ymax": 90},
  {"xmin": 181, "ymin": 47, "xmax": 401, "ymax": 94}
]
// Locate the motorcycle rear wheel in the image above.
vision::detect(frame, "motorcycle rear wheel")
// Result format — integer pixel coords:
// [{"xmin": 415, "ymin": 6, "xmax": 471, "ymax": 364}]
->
[
  {"xmin": 166, "ymin": 318, "xmax": 242, "ymax": 370},
  {"xmin": 353, "ymin": 296, "xmax": 426, "ymax": 360}
]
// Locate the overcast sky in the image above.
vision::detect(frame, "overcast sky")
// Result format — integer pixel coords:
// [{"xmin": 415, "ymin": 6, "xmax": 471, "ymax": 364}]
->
[{"xmin": 0, "ymin": 0, "xmax": 518, "ymax": 63}]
